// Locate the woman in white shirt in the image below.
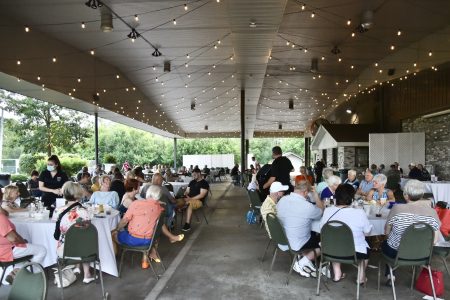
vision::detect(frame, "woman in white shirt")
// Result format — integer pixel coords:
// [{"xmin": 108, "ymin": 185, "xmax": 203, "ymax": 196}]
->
[
  {"xmin": 89, "ymin": 175, "xmax": 119, "ymax": 209},
  {"xmin": 320, "ymin": 184, "xmax": 372, "ymax": 284}
]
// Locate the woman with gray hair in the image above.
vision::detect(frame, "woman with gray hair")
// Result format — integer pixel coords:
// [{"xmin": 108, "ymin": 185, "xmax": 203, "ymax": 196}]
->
[
  {"xmin": 146, "ymin": 185, "xmax": 184, "ymax": 244},
  {"xmin": 381, "ymin": 179, "xmax": 441, "ymax": 285},
  {"xmin": 367, "ymin": 174, "xmax": 395, "ymax": 202},
  {"xmin": 316, "ymin": 168, "xmax": 335, "ymax": 195},
  {"xmin": 320, "ymin": 175, "xmax": 342, "ymax": 200}
]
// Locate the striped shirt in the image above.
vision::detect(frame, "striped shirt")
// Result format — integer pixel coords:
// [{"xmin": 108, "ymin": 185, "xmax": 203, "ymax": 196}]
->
[{"xmin": 386, "ymin": 200, "xmax": 440, "ymax": 250}]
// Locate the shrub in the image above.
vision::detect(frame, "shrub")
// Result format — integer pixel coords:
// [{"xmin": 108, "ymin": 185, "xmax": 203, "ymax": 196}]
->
[
  {"xmin": 19, "ymin": 153, "xmax": 47, "ymax": 175},
  {"xmin": 11, "ymin": 174, "xmax": 28, "ymax": 182},
  {"xmin": 103, "ymin": 154, "xmax": 117, "ymax": 164},
  {"xmin": 35, "ymin": 155, "xmax": 87, "ymax": 177}
]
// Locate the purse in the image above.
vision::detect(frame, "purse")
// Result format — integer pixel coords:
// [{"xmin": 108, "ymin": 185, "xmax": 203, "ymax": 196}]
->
[
  {"xmin": 53, "ymin": 266, "xmax": 77, "ymax": 288},
  {"xmin": 415, "ymin": 267, "xmax": 444, "ymax": 297}
]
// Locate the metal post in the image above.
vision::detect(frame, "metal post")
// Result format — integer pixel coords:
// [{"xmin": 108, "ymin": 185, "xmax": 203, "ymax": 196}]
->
[
  {"xmin": 94, "ymin": 112, "xmax": 99, "ymax": 165},
  {"xmin": 305, "ymin": 137, "xmax": 311, "ymax": 167},
  {"xmin": 245, "ymin": 139, "xmax": 249, "ymax": 168},
  {"xmin": 240, "ymin": 89, "xmax": 246, "ymax": 174},
  {"xmin": 173, "ymin": 138, "xmax": 177, "ymax": 170}
]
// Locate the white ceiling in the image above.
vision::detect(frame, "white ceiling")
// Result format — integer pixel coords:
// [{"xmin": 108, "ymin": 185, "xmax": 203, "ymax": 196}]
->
[{"xmin": 0, "ymin": 0, "xmax": 449, "ymax": 138}]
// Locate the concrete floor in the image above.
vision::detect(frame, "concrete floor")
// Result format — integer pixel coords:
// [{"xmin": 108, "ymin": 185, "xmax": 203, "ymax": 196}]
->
[{"xmin": 1, "ymin": 181, "xmax": 449, "ymax": 299}]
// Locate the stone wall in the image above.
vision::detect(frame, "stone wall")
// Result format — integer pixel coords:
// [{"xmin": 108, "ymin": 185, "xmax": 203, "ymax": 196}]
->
[
  {"xmin": 338, "ymin": 146, "xmax": 357, "ymax": 169},
  {"xmin": 326, "ymin": 148, "xmax": 333, "ymax": 166},
  {"xmin": 402, "ymin": 113, "xmax": 450, "ymax": 180}
]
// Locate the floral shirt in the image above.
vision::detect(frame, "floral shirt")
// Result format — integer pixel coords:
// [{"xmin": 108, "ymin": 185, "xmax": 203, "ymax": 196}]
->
[{"xmin": 52, "ymin": 204, "xmax": 90, "ymax": 256}]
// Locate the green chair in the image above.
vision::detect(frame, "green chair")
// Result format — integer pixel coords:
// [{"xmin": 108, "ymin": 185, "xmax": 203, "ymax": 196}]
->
[
  {"xmin": 0, "ymin": 255, "xmax": 33, "ymax": 286},
  {"xmin": 57, "ymin": 222, "xmax": 107, "ymax": 300},
  {"xmin": 377, "ymin": 223, "xmax": 436, "ymax": 300},
  {"xmin": 316, "ymin": 221, "xmax": 363, "ymax": 300},
  {"xmin": 8, "ymin": 262, "xmax": 46, "ymax": 300},
  {"xmin": 118, "ymin": 216, "xmax": 162, "ymax": 279},
  {"xmin": 266, "ymin": 213, "xmax": 317, "ymax": 285}
]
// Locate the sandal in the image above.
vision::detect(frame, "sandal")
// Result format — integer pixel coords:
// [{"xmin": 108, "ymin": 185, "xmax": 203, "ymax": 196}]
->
[
  {"xmin": 332, "ymin": 273, "xmax": 346, "ymax": 282},
  {"xmin": 170, "ymin": 234, "xmax": 184, "ymax": 243},
  {"xmin": 5, "ymin": 268, "xmax": 20, "ymax": 285}
]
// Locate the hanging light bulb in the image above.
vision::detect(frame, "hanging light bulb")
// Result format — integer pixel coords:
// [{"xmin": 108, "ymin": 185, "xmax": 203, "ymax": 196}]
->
[
  {"xmin": 311, "ymin": 12, "xmax": 315, "ymax": 18},
  {"xmin": 184, "ymin": 3, "xmax": 188, "ymax": 10},
  {"xmin": 173, "ymin": 19, "xmax": 177, "ymax": 25},
  {"xmin": 90, "ymin": 49, "xmax": 95, "ymax": 55},
  {"xmin": 301, "ymin": 3, "xmax": 305, "ymax": 10},
  {"xmin": 346, "ymin": 19, "xmax": 351, "ymax": 26},
  {"xmin": 24, "ymin": 26, "xmax": 30, "ymax": 32},
  {"xmin": 81, "ymin": 22, "xmax": 86, "ymax": 29},
  {"xmin": 52, "ymin": 57, "xmax": 57, "ymax": 63},
  {"xmin": 397, "ymin": 29, "xmax": 402, "ymax": 36},
  {"xmin": 17, "ymin": 60, "xmax": 21, "ymax": 65},
  {"xmin": 134, "ymin": 15, "xmax": 139, "ymax": 22}
]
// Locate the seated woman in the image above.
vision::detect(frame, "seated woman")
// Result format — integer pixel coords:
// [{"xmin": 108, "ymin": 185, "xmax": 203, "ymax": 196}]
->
[
  {"xmin": 113, "ymin": 186, "xmax": 164, "ymax": 269},
  {"xmin": 89, "ymin": 175, "xmax": 120, "ymax": 209},
  {"xmin": 27, "ymin": 170, "xmax": 42, "ymax": 198},
  {"xmin": 320, "ymin": 184, "xmax": 372, "ymax": 284},
  {"xmin": 91, "ymin": 176, "xmax": 100, "ymax": 192},
  {"xmin": 52, "ymin": 182, "xmax": 96, "ymax": 284},
  {"xmin": 118, "ymin": 179, "xmax": 139, "ymax": 217},
  {"xmin": 320, "ymin": 175, "xmax": 342, "ymax": 201},
  {"xmin": 316, "ymin": 168, "xmax": 334, "ymax": 196},
  {"xmin": 295, "ymin": 166, "xmax": 314, "ymax": 186},
  {"xmin": 366, "ymin": 174, "xmax": 395, "ymax": 203},
  {"xmin": 382, "ymin": 179, "xmax": 441, "ymax": 286},
  {"xmin": 2, "ymin": 185, "xmax": 27, "ymax": 213},
  {"xmin": 0, "ymin": 205, "xmax": 47, "ymax": 284}
]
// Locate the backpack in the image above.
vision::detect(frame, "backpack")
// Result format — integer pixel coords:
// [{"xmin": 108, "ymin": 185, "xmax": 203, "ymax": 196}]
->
[{"xmin": 246, "ymin": 210, "xmax": 257, "ymax": 224}]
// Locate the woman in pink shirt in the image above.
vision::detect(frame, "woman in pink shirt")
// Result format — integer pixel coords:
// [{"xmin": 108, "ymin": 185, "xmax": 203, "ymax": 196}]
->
[
  {"xmin": 114, "ymin": 187, "xmax": 164, "ymax": 269},
  {"xmin": 0, "ymin": 207, "xmax": 46, "ymax": 284}
]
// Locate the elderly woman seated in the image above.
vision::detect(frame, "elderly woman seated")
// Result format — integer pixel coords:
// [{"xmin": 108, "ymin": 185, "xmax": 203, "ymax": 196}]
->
[
  {"xmin": 1, "ymin": 185, "xmax": 27, "ymax": 213},
  {"xmin": 320, "ymin": 184, "xmax": 372, "ymax": 283},
  {"xmin": 89, "ymin": 175, "xmax": 120, "ymax": 209},
  {"xmin": 52, "ymin": 182, "xmax": 96, "ymax": 284},
  {"xmin": 382, "ymin": 179, "xmax": 441, "ymax": 285},
  {"xmin": 367, "ymin": 174, "xmax": 395, "ymax": 203},
  {"xmin": 320, "ymin": 175, "xmax": 342, "ymax": 200},
  {"xmin": 113, "ymin": 185, "xmax": 164, "ymax": 269},
  {"xmin": 316, "ymin": 168, "xmax": 334, "ymax": 196}
]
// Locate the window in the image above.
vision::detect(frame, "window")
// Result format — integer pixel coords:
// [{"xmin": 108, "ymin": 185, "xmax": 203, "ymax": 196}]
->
[{"xmin": 355, "ymin": 147, "xmax": 369, "ymax": 168}]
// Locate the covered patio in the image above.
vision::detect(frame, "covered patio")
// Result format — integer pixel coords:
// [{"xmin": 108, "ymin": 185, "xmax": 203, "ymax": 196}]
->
[{"xmin": 0, "ymin": 0, "xmax": 450, "ymax": 299}]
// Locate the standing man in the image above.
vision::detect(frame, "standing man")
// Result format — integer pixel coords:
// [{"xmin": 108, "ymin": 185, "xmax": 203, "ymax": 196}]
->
[
  {"xmin": 314, "ymin": 159, "xmax": 325, "ymax": 183},
  {"xmin": 263, "ymin": 146, "xmax": 294, "ymax": 193}
]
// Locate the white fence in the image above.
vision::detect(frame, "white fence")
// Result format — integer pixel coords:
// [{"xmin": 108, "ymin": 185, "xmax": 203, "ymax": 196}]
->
[{"xmin": 183, "ymin": 154, "xmax": 235, "ymax": 169}]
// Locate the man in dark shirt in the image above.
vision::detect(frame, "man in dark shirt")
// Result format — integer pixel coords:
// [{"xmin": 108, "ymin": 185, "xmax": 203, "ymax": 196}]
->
[
  {"xmin": 408, "ymin": 163, "xmax": 422, "ymax": 180},
  {"xmin": 263, "ymin": 146, "xmax": 294, "ymax": 193},
  {"xmin": 180, "ymin": 168, "xmax": 210, "ymax": 232}
]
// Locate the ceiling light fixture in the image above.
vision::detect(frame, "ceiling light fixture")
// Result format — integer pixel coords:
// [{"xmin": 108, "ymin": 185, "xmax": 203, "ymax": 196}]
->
[
  {"xmin": 85, "ymin": 0, "xmax": 103, "ymax": 9},
  {"xmin": 249, "ymin": 21, "xmax": 257, "ymax": 28},
  {"xmin": 357, "ymin": 10, "xmax": 373, "ymax": 33},
  {"xmin": 331, "ymin": 45, "xmax": 341, "ymax": 55},
  {"xmin": 100, "ymin": 7, "xmax": 113, "ymax": 32},
  {"xmin": 152, "ymin": 48, "xmax": 162, "ymax": 57},
  {"xmin": 127, "ymin": 28, "xmax": 140, "ymax": 41}
]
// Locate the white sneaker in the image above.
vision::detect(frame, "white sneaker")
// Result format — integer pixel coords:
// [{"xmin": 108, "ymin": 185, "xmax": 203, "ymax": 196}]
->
[
  {"xmin": 304, "ymin": 259, "xmax": 317, "ymax": 272},
  {"xmin": 293, "ymin": 260, "xmax": 311, "ymax": 278},
  {"xmin": 73, "ymin": 267, "xmax": 81, "ymax": 274}
]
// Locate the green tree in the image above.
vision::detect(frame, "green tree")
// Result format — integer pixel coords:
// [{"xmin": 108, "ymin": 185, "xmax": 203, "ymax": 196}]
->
[{"xmin": 2, "ymin": 91, "xmax": 91, "ymax": 156}]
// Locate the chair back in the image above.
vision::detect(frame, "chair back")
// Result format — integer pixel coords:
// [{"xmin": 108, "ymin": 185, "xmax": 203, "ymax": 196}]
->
[
  {"xmin": 175, "ymin": 186, "xmax": 186, "ymax": 198},
  {"xmin": 266, "ymin": 213, "xmax": 289, "ymax": 247},
  {"xmin": 321, "ymin": 221, "xmax": 356, "ymax": 263},
  {"xmin": 63, "ymin": 222, "xmax": 99, "ymax": 260},
  {"xmin": 8, "ymin": 262, "xmax": 46, "ymax": 300},
  {"xmin": 164, "ymin": 183, "xmax": 174, "ymax": 193},
  {"xmin": 152, "ymin": 212, "xmax": 164, "ymax": 241},
  {"xmin": 396, "ymin": 222, "xmax": 434, "ymax": 265},
  {"xmin": 247, "ymin": 190, "xmax": 261, "ymax": 209}
]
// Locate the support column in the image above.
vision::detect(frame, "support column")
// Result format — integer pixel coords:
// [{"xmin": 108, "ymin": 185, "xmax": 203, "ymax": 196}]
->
[
  {"xmin": 245, "ymin": 139, "xmax": 249, "ymax": 168},
  {"xmin": 173, "ymin": 138, "xmax": 177, "ymax": 170},
  {"xmin": 94, "ymin": 112, "xmax": 99, "ymax": 165},
  {"xmin": 240, "ymin": 89, "xmax": 246, "ymax": 174},
  {"xmin": 304, "ymin": 137, "xmax": 311, "ymax": 167}
]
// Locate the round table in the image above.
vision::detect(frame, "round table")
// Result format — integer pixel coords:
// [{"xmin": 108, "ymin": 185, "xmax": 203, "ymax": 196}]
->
[
  {"xmin": 401, "ymin": 179, "xmax": 450, "ymax": 204},
  {"xmin": 9, "ymin": 210, "xmax": 120, "ymax": 277}
]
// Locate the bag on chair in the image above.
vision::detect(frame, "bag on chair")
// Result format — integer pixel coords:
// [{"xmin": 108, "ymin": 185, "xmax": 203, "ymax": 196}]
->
[
  {"xmin": 415, "ymin": 267, "xmax": 444, "ymax": 297},
  {"xmin": 246, "ymin": 210, "xmax": 257, "ymax": 224},
  {"xmin": 53, "ymin": 266, "xmax": 76, "ymax": 288}
]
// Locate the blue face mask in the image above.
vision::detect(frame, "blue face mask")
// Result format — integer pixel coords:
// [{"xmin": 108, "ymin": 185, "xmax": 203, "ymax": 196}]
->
[{"xmin": 47, "ymin": 165, "xmax": 55, "ymax": 172}]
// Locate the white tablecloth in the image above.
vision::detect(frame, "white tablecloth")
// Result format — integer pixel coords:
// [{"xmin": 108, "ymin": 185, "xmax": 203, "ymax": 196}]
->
[
  {"xmin": 10, "ymin": 210, "xmax": 120, "ymax": 277},
  {"xmin": 401, "ymin": 179, "xmax": 450, "ymax": 203},
  {"xmin": 312, "ymin": 205, "xmax": 389, "ymax": 236},
  {"xmin": 168, "ymin": 182, "xmax": 189, "ymax": 195}
]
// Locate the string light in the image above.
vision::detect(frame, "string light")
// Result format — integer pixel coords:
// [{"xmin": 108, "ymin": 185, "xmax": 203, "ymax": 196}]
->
[
  {"xmin": 77, "ymin": 78, "xmax": 81, "ymax": 82},
  {"xmin": 214, "ymin": 44, "xmax": 217, "ymax": 49},
  {"xmin": 301, "ymin": 3, "xmax": 305, "ymax": 10},
  {"xmin": 184, "ymin": 4, "xmax": 188, "ymax": 10},
  {"xmin": 311, "ymin": 12, "xmax": 315, "ymax": 18},
  {"xmin": 428, "ymin": 51, "xmax": 432, "ymax": 56},
  {"xmin": 24, "ymin": 26, "xmax": 30, "ymax": 32},
  {"xmin": 16, "ymin": 60, "xmax": 21, "ymax": 65},
  {"xmin": 390, "ymin": 45, "xmax": 395, "ymax": 50},
  {"xmin": 116, "ymin": 74, "xmax": 120, "ymax": 79},
  {"xmin": 397, "ymin": 30, "xmax": 402, "ymax": 36},
  {"xmin": 134, "ymin": 15, "xmax": 139, "ymax": 22},
  {"xmin": 173, "ymin": 19, "xmax": 177, "ymax": 25},
  {"xmin": 346, "ymin": 19, "xmax": 351, "ymax": 26},
  {"xmin": 152, "ymin": 66, "xmax": 156, "ymax": 70},
  {"xmin": 52, "ymin": 57, "xmax": 57, "ymax": 63},
  {"xmin": 351, "ymin": 32, "xmax": 355, "ymax": 37},
  {"xmin": 90, "ymin": 49, "xmax": 95, "ymax": 55},
  {"xmin": 81, "ymin": 22, "xmax": 86, "ymax": 29}
]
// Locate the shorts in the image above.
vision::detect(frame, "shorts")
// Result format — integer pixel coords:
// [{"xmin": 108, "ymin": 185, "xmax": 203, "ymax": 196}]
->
[
  {"xmin": 300, "ymin": 232, "xmax": 320, "ymax": 250},
  {"xmin": 117, "ymin": 230, "xmax": 151, "ymax": 247},
  {"xmin": 176, "ymin": 198, "xmax": 203, "ymax": 210}
]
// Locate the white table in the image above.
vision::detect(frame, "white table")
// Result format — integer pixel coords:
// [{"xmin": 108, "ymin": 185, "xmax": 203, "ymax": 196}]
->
[
  {"xmin": 401, "ymin": 179, "xmax": 450, "ymax": 204},
  {"xmin": 168, "ymin": 182, "xmax": 189, "ymax": 195},
  {"xmin": 10, "ymin": 210, "xmax": 120, "ymax": 277},
  {"xmin": 312, "ymin": 205, "xmax": 389, "ymax": 236}
]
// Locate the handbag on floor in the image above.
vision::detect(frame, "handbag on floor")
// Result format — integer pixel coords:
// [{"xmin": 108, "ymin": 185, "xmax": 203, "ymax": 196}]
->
[
  {"xmin": 415, "ymin": 267, "xmax": 444, "ymax": 297},
  {"xmin": 53, "ymin": 266, "xmax": 77, "ymax": 288},
  {"xmin": 246, "ymin": 210, "xmax": 257, "ymax": 224}
]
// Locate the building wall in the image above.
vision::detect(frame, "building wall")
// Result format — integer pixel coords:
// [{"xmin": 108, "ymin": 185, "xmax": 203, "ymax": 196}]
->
[
  {"xmin": 402, "ymin": 113, "xmax": 450, "ymax": 180},
  {"xmin": 326, "ymin": 149, "xmax": 333, "ymax": 167},
  {"xmin": 338, "ymin": 146, "xmax": 357, "ymax": 169}
]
